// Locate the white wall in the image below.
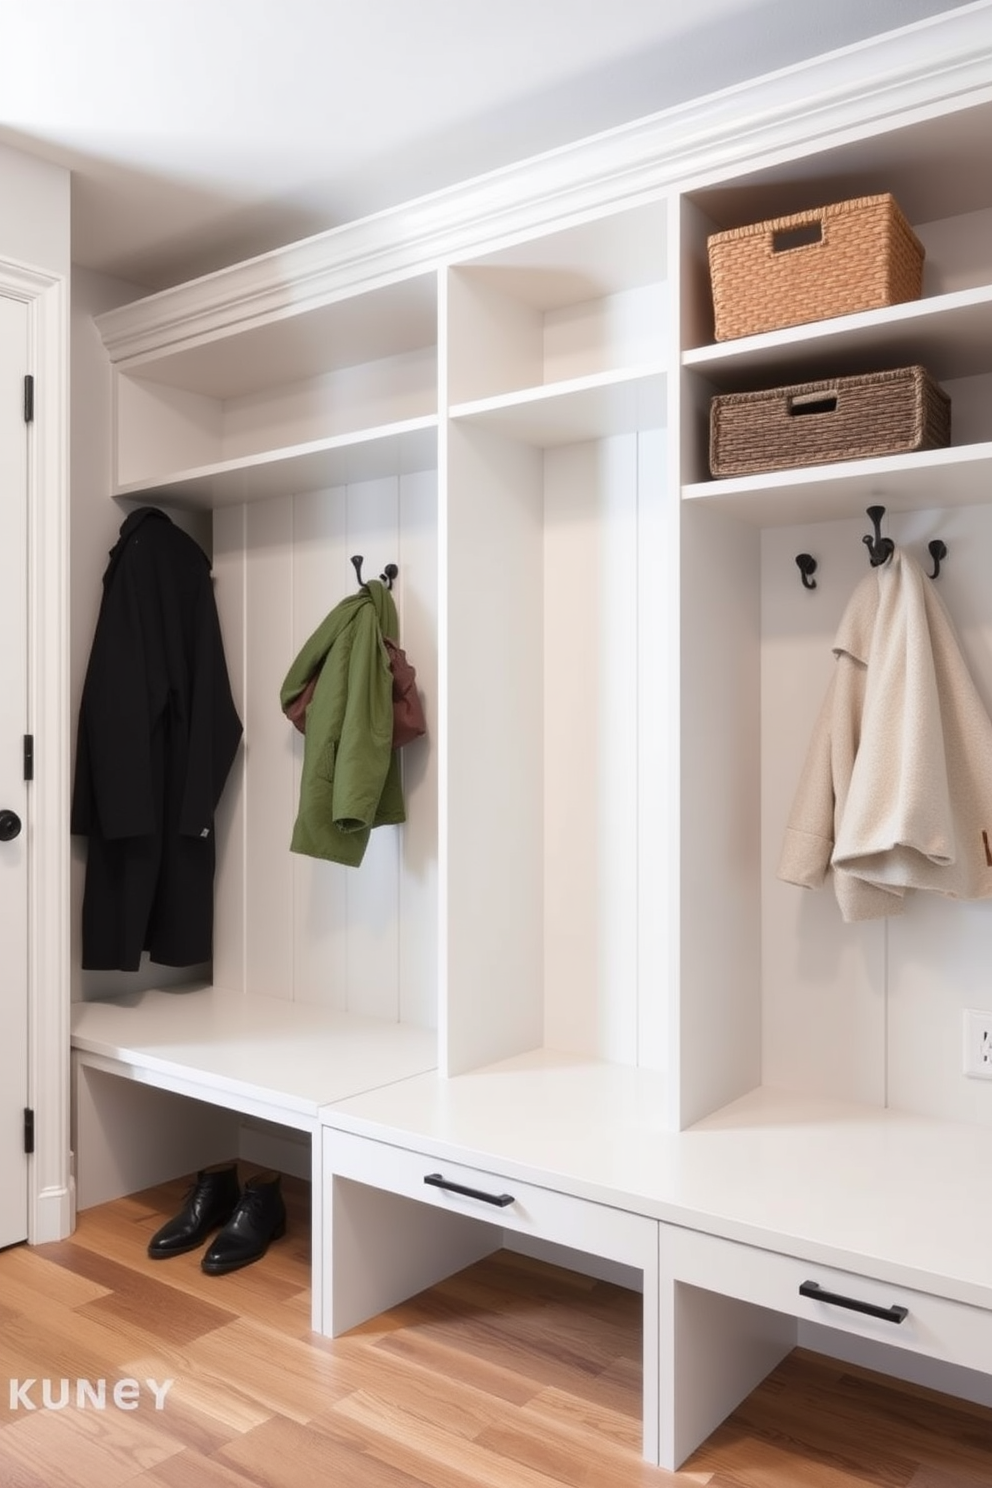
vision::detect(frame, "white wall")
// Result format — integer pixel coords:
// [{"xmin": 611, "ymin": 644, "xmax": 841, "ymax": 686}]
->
[{"xmin": 0, "ymin": 141, "xmax": 69, "ymax": 279}]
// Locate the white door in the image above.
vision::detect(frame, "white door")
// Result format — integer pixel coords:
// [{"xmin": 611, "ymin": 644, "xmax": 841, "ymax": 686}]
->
[{"xmin": 0, "ymin": 293, "xmax": 30, "ymax": 1249}]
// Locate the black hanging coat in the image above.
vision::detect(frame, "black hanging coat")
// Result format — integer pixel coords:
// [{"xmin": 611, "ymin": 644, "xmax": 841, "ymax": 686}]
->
[{"xmin": 71, "ymin": 508, "xmax": 243, "ymax": 970}]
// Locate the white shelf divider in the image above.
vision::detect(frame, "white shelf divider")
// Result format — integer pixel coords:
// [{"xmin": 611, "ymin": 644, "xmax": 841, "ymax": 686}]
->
[
  {"xmin": 683, "ymin": 441, "xmax": 992, "ymax": 526},
  {"xmin": 683, "ymin": 284, "xmax": 992, "ymax": 387},
  {"xmin": 449, "ymin": 365, "xmax": 666, "ymax": 447},
  {"xmin": 114, "ymin": 416, "xmax": 439, "ymax": 507}
]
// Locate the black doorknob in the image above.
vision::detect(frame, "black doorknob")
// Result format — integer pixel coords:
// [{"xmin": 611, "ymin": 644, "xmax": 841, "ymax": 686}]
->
[{"xmin": 0, "ymin": 810, "xmax": 22, "ymax": 842}]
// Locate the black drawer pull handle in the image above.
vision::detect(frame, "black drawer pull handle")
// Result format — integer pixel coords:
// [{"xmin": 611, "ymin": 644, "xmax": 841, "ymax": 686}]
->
[
  {"xmin": 424, "ymin": 1173, "xmax": 514, "ymax": 1207},
  {"xmin": 799, "ymin": 1279, "xmax": 908, "ymax": 1324}
]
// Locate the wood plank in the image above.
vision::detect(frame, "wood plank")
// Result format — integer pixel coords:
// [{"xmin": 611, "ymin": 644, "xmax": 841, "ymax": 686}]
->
[
  {"xmin": 126, "ymin": 1452, "xmax": 263, "ymax": 1488},
  {"xmin": 372, "ymin": 1323, "xmax": 548, "ymax": 1408},
  {"xmin": 40, "ymin": 1243, "xmax": 237, "ymax": 1348},
  {"xmin": 66, "ymin": 1170, "xmax": 313, "ymax": 1335},
  {"xmin": 183, "ymin": 1317, "xmax": 356, "ymax": 1424},
  {"xmin": 520, "ymin": 1381, "xmax": 643, "ymax": 1452},
  {"xmin": 215, "ymin": 1413, "xmax": 437, "ymax": 1488},
  {"xmin": 473, "ymin": 1414, "xmax": 682, "ymax": 1488},
  {"xmin": 687, "ymin": 1349, "xmax": 992, "ymax": 1486},
  {"xmin": 375, "ymin": 1279, "xmax": 633, "ymax": 1403},
  {"xmin": 0, "ymin": 1242, "xmax": 112, "ymax": 1309},
  {"xmin": 0, "ymin": 1298, "xmax": 157, "ymax": 1412},
  {"xmin": 0, "ymin": 1407, "xmax": 182, "ymax": 1488}
]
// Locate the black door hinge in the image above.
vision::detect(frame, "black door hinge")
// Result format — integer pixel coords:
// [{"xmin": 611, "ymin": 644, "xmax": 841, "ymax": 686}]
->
[
  {"xmin": 23, "ymin": 735, "xmax": 33, "ymax": 782},
  {"xmin": 23, "ymin": 1108, "xmax": 34, "ymax": 1155},
  {"xmin": 23, "ymin": 374, "xmax": 34, "ymax": 424}
]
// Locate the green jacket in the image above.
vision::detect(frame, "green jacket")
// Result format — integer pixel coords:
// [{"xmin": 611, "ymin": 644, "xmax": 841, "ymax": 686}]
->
[{"xmin": 280, "ymin": 580, "xmax": 404, "ymax": 866}]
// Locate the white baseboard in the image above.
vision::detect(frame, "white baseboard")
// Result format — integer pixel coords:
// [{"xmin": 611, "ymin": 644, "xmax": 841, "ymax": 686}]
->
[{"xmin": 30, "ymin": 1180, "xmax": 75, "ymax": 1243}]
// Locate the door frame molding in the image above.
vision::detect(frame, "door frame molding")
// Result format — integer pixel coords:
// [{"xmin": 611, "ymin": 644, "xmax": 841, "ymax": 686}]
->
[{"xmin": 1, "ymin": 255, "xmax": 71, "ymax": 1243}]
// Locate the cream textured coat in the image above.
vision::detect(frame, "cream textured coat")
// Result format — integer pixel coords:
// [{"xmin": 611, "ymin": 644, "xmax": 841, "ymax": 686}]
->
[{"xmin": 779, "ymin": 549, "xmax": 992, "ymax": 921}]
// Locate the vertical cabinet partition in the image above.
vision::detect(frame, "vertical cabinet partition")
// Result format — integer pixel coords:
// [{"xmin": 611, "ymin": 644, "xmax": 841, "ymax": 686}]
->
[{"xmin": 442, "ymin": 199, "xmax": 671, "ymax": 1078}]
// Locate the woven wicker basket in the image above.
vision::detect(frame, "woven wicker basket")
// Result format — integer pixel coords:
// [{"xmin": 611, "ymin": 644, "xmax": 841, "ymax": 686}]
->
[
  {"xmin": 707, "ymin": 194, "xmax": 924, "ymax": 342},
  {"xmin": 709, "ymin": 366, "xmax": 950, "ymax": 478}
]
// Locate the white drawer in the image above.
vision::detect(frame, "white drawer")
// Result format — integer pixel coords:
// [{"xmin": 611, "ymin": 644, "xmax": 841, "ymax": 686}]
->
[
  {"xmin": 325, "ymin": 1127, "xmax": 656, "ymax": 1269},
  {"xmin": 662, "ymin": 1223, "xmax": 992, "ymax": 1374}
]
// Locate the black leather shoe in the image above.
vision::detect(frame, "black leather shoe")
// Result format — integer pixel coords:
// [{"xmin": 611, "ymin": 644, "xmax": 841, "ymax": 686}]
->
[
  {"xmin": 200, "ymin": 1171, "xmax": 286, "ymax": 1275},
  {"xmin": 147, "ymin": 1162, "xmax": 240, "ymax": 1259}
]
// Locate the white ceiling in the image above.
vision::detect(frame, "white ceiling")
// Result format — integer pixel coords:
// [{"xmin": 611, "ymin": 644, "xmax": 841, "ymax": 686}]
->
[{"xmin": 0, "ymin": 0, "xmax": 972, "ymax": 291}]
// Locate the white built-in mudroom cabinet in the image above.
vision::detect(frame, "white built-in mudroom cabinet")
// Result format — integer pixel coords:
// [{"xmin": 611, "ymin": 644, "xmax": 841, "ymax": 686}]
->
[{"xmin": 62, "ymin": 4, "xmax": 992, "ymax": 1471}]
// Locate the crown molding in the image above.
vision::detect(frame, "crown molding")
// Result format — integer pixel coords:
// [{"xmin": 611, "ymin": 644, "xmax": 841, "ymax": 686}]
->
[{"xmin": 96, "ymin": 2, "xmax": 992, "ymax": 368}]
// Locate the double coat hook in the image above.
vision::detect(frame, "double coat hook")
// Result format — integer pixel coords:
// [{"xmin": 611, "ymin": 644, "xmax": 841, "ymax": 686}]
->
[
  {"xmin": 351, "ymin": 554, "xmax": 398, "ymax": 590},
  {"xmin": 863, "ymin": 505, "xmax": 895, "ymax": 568}
]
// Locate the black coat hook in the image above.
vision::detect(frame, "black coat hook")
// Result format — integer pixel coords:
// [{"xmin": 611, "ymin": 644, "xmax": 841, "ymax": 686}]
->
[
  {"xmin": 351, "ymin": 554, "xmax": 398, "ymax": 591},
  {"xmin": 927, "ymin": 539, "xmax": 947, "ymax": 580},
  {"xmin": 795, "ymin": 553, "xmax": 818, "ymax": 590},
  {"xmin": 863, "ymin": 505, "xmax": 895, "ymax": 568}
]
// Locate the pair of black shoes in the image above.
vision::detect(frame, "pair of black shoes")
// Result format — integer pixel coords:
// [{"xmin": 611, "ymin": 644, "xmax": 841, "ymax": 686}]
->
[{"xmin": 147, "ymin": 1163, "xmax": 286, "ymax": 1274}]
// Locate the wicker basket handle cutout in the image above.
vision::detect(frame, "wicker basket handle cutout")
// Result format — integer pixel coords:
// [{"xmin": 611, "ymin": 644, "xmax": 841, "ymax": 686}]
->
[
  {"xmin": 772, "ymin": 219, "xmax": 824, "ymax": 253},
  {"xmin": 788, "ymin": 390, "xmax": 838, "ymax": 417}
]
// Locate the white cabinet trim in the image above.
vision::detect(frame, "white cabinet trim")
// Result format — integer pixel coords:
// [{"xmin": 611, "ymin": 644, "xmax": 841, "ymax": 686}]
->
[{"xmin": 1, "ymin": 255, "xmax": 71, "ymax": 1242}]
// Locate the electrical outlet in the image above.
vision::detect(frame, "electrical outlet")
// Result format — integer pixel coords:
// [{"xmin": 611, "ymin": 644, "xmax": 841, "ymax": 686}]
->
[{"xmin": 963, "ymin": 1009, "xmax": 992, "ymax": 1079}]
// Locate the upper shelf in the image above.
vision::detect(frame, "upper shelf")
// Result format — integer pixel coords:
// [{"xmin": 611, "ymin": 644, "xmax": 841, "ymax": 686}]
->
[
  {"xmin": 115, "ymin": 418, "xmax": 439, "ymax": 508},
  {"xmin": 683, "ymin": 441, "xmax": 992, "ymax": 526},
  {"xmin": 449, "ymin": 365, "xmax": 667, "ymax": 446},
  {"xmin": 683, "ymin": 284, "xmax": 992, "ymax": 391}
]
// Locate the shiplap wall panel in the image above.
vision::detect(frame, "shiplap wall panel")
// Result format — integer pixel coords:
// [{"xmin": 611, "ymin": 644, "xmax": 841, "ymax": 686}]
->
[
  {"xmin": 337, "ymin": 477, "xmax": 402, "ymax": 1020},
  {"xmin": 760, "ymin": 517, "xmax": 886, "ymax": 1107},
  {"xmin": 212, "ymin": 504, "xmax": 247, "ymax": 993},
  {"xmin": 678, "ymin": 500, "xmax": 762, "ymax": 1128},
  {"xmin": 209, "ymin": 476, "xmax": 439, "ymax": 1025},
  {"xmin": 290, "ymin": 486, "xmax": 350, "ymax": 1008},
  {"xmin": 244, "ymin": 496, "xmax": 297, "ymax": 998},
  {"xmin": 543, "ymin": 435, "xmax": 640, "ymax": 1063},
  {"xmin": 761, "ymin": 502, "xmax": 992, "ymax": 1125},
  {"xmin": 443, "ymin": 421, "xmax": 545, "ymax": 1075},
  {"xmin": 395, "ymin": 467, "xmax": 439, "ymax": 1031},
  {"xmin": 884, "ymin": 501, "xmax": 992, "ymax": 1127},
  {"xmin": 635, "ymin": 427, "xmax": 671, "ymax": 1075}
]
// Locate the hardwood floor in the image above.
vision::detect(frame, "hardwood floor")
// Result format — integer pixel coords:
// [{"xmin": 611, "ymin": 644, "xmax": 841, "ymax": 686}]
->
[{"xmin": 1, "ymin": 1168, "xmax": 990, "ymax": 1487}]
